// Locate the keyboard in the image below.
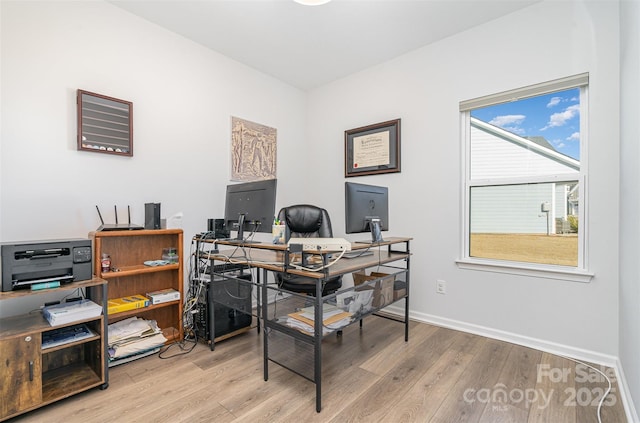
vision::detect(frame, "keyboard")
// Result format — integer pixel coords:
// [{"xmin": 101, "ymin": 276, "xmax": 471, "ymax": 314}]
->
[{"xmin": 341, "ymin": 250, "xmax": 374, "ymax": 259}]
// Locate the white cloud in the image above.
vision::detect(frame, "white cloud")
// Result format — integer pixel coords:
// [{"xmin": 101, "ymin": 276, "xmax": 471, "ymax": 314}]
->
[
  {"xmin": 541, "ymin": 104, "xmax": 580, "ymax": 130},
  {"xmin": 489, "ymin": 115, "xmax": 527, "ymax": 135},
  {"xmin": 567, "ymin": 132, "xmax": 580, "ymax": 141},
  {"xmin": 550, "ymin": 139, "xmax": 566, "ymax": 149},
  {"xmin": 489, "ymin": 114, "xmax": 525, "ymax": 127},
  {"xmin": 547, "ymin": 97, "xmax": 562, "ymax": 108},
  {"xmin": 503, "ymin": 126, "xmax": 526, "ymax": 135}
]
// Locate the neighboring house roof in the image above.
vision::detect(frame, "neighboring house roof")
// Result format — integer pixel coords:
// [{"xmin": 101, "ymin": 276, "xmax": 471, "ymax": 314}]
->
[
  {"xmin": 524, "ymin": 136, "xmax": 555, "ymax": 151},
  {"xmin": 471, "ymin": 117, "xmax": 580, "ymax": 172}
]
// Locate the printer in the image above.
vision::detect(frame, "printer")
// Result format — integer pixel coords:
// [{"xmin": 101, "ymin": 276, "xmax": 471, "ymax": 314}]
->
[{"xmin": 1, "ymin": 239, "xmax": 93, "ymax": 292}]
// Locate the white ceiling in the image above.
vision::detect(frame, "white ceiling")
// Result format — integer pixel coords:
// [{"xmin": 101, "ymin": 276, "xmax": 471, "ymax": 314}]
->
[{"xmin": 111, "ymin": 0, "xmax": 540, "ymax": 91}]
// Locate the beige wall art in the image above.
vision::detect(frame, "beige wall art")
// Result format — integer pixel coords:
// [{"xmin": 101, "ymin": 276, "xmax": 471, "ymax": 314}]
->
[{"xmin": 231, "ymin": 116, "xmax": 277, "ymax": 181}]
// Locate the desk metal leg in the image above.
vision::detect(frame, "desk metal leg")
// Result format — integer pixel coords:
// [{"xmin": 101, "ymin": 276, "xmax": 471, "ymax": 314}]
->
[
  {"xmin": 208, "ymin": 281, "xmax": 215, "ymax": 351},
  {"xmin": 314, "ymin": 277, "xmax": 323, "ymax": 412},
  {"xmin": 262, "ymin": 268, "xmax": 269, "ymax": 382},
  {"xmin": 405, "ymin": 254, "xmax": 410, "ymax": 342},
  {"xmin": 256, "ymin": 268, "xmax": 261, "ymax": 334}
]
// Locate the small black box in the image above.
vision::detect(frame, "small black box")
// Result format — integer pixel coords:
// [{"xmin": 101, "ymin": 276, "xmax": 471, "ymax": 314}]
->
[
  {"xmin": 207, "ymin": 218, "xmax": 229, "ymax": 239},
  {"xmin": 145, "ymin": 203, "xmax": 161, "ymax": 229}
]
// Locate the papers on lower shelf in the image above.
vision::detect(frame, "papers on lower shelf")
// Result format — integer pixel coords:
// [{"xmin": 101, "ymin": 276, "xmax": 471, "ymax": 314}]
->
[
  {"xmin": 42, "ymin": 323, "xmax": 96, "ymax": 349},
  {"xmin": 43, "ymin": 299, "xmax": 103, "ymax": 326},
  {"xmin": 298, "ymin": 304, "xmax": 346, "ymax": 321},
  {"xmin": 286, "ymin": 304, "xmax": 353, "ymax": 335},
  {"xmin": 107, "ymin": 317, "xmax": 167, "ymax": 361}
]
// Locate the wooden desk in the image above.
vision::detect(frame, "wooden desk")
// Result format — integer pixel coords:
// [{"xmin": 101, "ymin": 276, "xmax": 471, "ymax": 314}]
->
[{"xmin": 208, "ymin": 237, "xmax": 412, "ymax": 412}]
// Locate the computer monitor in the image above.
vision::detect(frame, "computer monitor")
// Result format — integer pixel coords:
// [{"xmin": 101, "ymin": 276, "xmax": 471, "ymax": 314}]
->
[
  {"xmin": 345, "ymin": 182, "xmax": 389, "ymax": 243},
  {"xmin": 224, "ymin": 179, "xmax": 277, "ymax": 242}
]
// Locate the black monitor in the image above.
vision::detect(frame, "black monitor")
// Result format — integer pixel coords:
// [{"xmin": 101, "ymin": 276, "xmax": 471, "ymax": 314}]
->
[
  {"xmin": 345, "ymin": 182, "xmax": 389, "ymax": 243},
  {"xmin": 224, "ymin": 179, "xmax": 277, "ymax": 242}
]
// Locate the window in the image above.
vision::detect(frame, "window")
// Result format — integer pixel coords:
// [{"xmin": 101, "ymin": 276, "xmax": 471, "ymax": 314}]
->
[{"xmin": 459, "ymin": 74, "xmax": 590, "ymax": 280}]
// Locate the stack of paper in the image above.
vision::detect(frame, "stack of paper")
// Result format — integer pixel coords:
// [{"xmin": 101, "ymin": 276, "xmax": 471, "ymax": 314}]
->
[
  {"xmin": 107, "ymin": 317, "xmax": 167, "ymax": 362},
  {"xmin": 43, "ymin": 299, "xmax": 103, "ymax": 326},
  {"xmin": 286, "ymin": 304, "xmax": 353, "ymax": 335}
]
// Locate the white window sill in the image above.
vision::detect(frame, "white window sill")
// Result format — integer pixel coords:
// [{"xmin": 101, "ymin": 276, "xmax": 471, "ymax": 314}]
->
[{"xmin": 455, "ymin": 258, "xmax": 594, "ymax": 283}]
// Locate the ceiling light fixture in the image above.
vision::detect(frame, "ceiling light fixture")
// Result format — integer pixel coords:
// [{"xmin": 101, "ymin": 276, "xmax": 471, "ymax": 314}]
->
[{"xmin": 293, "ymin": 0, "xmax": 331, "ymax": 5}]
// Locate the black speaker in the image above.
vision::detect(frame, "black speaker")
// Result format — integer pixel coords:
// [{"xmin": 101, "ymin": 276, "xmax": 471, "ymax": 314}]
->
[{"xmin": 145, "ymin": 203, "xmax": 161, "ymax": 229}]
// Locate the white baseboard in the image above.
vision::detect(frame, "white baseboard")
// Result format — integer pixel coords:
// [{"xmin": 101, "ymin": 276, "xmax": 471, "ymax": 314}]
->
[
  {"xmin": 613, "ymin": 357, "xmax": 640, "ymax": 423},
  {"xmin": 383, "ymin": 304, "xmax": 638, "ymax": 422}
]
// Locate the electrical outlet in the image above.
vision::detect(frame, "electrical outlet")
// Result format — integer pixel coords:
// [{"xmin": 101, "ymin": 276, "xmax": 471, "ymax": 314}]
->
[{"xmin": 436, "ymin": 279, "xmax": 446, "ymax": 294}]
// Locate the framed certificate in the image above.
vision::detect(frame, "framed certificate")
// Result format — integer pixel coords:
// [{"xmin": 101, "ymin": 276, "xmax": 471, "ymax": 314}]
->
[{"xmin": 345, "ymin": 119, "xmax": 401, "ymax": 177}]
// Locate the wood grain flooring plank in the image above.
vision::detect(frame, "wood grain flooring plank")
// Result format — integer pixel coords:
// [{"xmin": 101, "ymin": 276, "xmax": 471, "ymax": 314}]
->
[
  {"xmin": 478, "ymin": 403, "xmax": 529, "ymax": 422},
  {"xmin": 327, "ymin": 327, "xmax": 467, "ymax": 422},
  {"xmin": 527, "ymin": 353, "xmax": 576, "ymax": 423},
  {"xmin": 285, "ymin": 367, "xmax": 381, "ymax": 422},
  {"xmin": 475, "ymin": 343, "xmax": 542, "ymax": 422},
  {"xmin": 574, "ymin": 360, "xmax": 627, "ymax": 423},
  {"xmin": 429, "ymin": 338, "xmax": 513, "ymax": 423},
  {"xmin": 380, "ymin": 332, "xmax": 484, "ymax": 422},
  {"xmin": 131, "ymin": 386, "xmax": 237, "ymax": 423},
  {"xmin": 358, "ymin": 320, "xmax": 439, "ymax": 376},
  {"xmin": 224, "ymin": 365, "xmax": 315, "ymax": 422}
]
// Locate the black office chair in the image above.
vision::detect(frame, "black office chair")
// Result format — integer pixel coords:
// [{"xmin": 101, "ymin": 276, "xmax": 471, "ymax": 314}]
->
[{"xmin": 276, "ymin": 204, "xmax": 343, "ymax": 296}]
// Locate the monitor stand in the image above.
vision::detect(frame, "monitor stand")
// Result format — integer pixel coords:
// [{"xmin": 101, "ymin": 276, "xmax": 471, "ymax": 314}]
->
[
  {"xmin": 218, "ymin": 214, "xmax": 261, "ymax": 244},
  {"xmin": 355, "ymin": 219, "xmax": 384, "ymax": 244}
]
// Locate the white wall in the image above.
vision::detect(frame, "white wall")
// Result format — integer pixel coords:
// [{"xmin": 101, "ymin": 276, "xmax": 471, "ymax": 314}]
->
[
  {"xmin": 619, "ymin": 0, "xmax": 640, "ymax": 418},
  {"xmin": 307, "ymin": 0, "xmax": 620, "ymax": 360},
  {"xmin": 0, "ymin": 1, "xmax": 307, "ymax": 315}
]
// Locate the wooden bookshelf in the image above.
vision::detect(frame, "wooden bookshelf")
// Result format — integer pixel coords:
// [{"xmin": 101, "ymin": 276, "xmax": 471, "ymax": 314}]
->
[{"xmin": 89, "ymin": 229, "xmax": 184, "ymax": 365}]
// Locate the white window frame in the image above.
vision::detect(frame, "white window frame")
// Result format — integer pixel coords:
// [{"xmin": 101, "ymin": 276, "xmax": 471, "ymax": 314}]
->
[{"xmin": 456, "ymin": 74, "xmax": 594, "ymax": 282}]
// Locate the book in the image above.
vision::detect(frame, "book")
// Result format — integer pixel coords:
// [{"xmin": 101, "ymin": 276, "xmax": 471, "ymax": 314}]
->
[
  {"xmin": 146, "ymin": 288, "xmax": 180, "ymax": 305},
  {"xmin": 43, "ymin": 299, "xmax": 103, "ymax": 326},
  {"xmin": 107, "ymin": 295, "xmax": 149, "ymax": 315}
]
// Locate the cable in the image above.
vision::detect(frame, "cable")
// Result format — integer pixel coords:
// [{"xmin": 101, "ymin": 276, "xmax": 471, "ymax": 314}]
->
[
  {"xmin": 289, "ymin": 249, "xmax": 347, "ymax": 272},
  {"xmin": 558, "ymin": 354, "xmax": 613, "ymax": 423},
  {"xmin": 344, "ymin": 244, "xmax": 374, "ymax": 259},
  {"xmin": 158, "ymin": 327, "xmax": 197, "ymax": 359}
]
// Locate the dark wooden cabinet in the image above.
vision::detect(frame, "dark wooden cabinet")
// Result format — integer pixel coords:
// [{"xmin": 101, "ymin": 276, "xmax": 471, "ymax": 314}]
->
[{"xmin": 0, "ymin": 334, "xmax": 42, "ymax": 417}]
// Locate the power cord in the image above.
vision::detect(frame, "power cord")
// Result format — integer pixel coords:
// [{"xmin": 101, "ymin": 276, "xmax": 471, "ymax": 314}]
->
[
  {"xmin": 558, "ymin": 354, "xmax": 613, "ymax": 423},
  {"xmin": 158, "ymin": 327, "xmax": 197, "ymax": 359},
  {"xmin": 289, "ymin": 249, "xmax": 347, "ymax": 272}
]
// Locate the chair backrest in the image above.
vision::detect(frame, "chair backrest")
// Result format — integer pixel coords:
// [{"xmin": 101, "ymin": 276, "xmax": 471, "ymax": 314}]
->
[{"xmin": 277, "ymin": 204, "xmax": 333, "ymax": 239}]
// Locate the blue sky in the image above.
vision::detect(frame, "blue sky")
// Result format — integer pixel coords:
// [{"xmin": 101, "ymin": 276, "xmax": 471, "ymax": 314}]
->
[{"xmin": 471, "ymin": 87, "xmax": 581, "ymax": 161}]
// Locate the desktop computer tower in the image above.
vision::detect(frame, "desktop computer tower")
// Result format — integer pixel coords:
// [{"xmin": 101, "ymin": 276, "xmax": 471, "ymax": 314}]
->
[{"xmin": 194, "ymin": 270, "xmax": 252, "ymax": 344}]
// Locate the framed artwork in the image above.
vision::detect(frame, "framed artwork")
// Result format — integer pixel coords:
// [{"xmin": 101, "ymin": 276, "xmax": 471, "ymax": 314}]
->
[
  {"xmin": 231, "ymin": 116, "xmax": 277, "ymax": 181},
  {"xmin": 345, "ymin": 119, "xmax": 401, "ymax": 177}
]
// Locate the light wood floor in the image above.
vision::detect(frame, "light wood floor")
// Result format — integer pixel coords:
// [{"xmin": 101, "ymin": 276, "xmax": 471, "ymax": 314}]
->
[{"xmin": 12, "ymin": 318, "xmax": 627, "ymax": 423}]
